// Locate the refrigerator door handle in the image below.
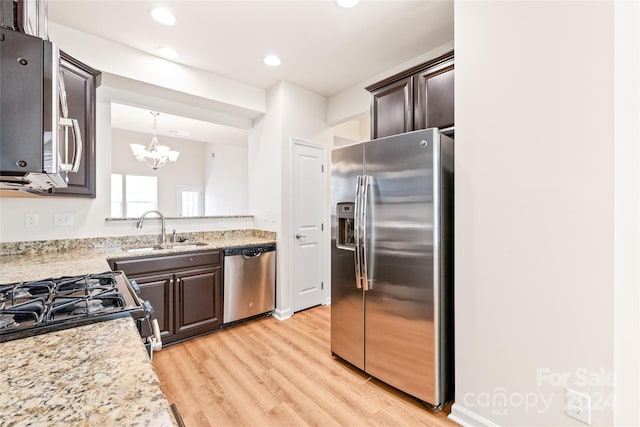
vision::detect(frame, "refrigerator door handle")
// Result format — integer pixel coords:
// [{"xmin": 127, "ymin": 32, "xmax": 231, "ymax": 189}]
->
[
  {"xmin": 361, "ymin": 175, "xmax": 371, "ymax": 291},
  {"xmin": 353, "ymin": 175, "xmax": 363, "ymax": 289}
]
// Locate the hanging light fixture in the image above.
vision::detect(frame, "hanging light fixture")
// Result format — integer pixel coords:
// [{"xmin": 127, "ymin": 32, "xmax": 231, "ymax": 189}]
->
[{"xmin": 130, "ymin": 112, "xmax": 180, "ymax": 170}]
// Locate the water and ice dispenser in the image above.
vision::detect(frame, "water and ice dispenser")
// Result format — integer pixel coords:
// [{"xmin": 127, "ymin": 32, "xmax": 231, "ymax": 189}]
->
[{"xmin": 336, "ymin": 202, "xmax": 355, "ymax": 250}]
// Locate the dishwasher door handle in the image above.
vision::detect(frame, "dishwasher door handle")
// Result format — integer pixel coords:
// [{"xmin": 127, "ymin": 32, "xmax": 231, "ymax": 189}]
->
[{"xmin": 243, "ymin": 252, "xmax": 262, "ymax": 258}]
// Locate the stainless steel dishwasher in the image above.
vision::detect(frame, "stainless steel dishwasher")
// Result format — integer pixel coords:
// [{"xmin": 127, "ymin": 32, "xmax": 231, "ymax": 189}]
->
[{"xmin": 223, "ymin": 243, "xmax": 276, "ymax": 324}]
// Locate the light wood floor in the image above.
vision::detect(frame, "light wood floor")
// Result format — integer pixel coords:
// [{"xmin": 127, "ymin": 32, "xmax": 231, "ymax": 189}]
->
[{"xmin": 153, "ymin": 305, "xmax": 458, "ymax": 427}]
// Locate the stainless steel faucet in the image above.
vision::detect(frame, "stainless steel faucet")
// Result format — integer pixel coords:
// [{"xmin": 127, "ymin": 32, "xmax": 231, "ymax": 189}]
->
[{"xmin": 136, "ymin": 210, "xmax": 167, "ymax": 245}]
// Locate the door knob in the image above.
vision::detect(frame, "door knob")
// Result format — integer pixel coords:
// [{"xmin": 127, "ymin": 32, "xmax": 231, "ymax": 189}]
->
[{"xmin": 295, "ymin": 233, "xmax": 306, "ymax": 239}]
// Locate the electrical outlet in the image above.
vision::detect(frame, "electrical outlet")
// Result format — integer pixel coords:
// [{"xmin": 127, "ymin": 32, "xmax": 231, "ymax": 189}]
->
[
  {"xmin": 566, "ymin": 388, "xmax": 591, "ymax": 425},
  {"xmin": 54, "ymin": 213, "xmax": 74, "ymax": 227},
  {"xmin": 24, "ymin": 213, "xmax": 39, "ymax": 228}
]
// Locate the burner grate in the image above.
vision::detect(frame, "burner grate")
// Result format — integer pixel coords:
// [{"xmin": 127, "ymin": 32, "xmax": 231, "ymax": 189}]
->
[{"xmin": 0, "ymin": 272, "xmax": 142, "ymax": 340}]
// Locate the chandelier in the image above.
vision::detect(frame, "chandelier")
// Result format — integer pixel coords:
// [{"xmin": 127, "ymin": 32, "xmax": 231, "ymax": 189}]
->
[{"xmin": 130, "ymin": 112, "xmax": 180, "ymax": 170}]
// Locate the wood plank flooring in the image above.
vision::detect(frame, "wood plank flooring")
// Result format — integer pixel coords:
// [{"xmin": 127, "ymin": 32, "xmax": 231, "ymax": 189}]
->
[{"xmin": 153, "ymin": 305, "xmax": 458, "ymax": 427}]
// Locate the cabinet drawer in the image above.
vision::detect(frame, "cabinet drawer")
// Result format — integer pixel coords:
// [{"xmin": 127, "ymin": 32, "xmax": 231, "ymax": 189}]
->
[{"xmin": 110, "ymin": 250, "xmax": 221, "ymax": 276}]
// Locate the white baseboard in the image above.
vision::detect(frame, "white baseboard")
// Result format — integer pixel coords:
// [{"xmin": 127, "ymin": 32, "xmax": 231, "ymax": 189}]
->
[
  {"xmin": 449, "ymin": 403, "xmax": 501, "ymax": 427},
  {"xmin": 272, "ymin": 308, "xmax": 293, "ymax": 321}
]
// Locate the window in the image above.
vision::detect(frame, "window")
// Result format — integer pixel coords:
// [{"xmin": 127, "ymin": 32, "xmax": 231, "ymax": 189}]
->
[
  {"xmin": 111, "ymin": 174, "xmax": 158, "ymax": 217},
  {"xmin": 177, "ymin": 186, "xmax": 203, "ymax": 217}
]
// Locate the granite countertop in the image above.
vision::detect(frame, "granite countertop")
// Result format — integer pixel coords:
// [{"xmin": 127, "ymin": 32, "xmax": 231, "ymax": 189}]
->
[
  {"xmin": 0, "ymin": 317, "xmax": 175, "ymax": 426},
  {"xmin": 0, "ymin": 229, "xmax": 276, "ymax": 284},
  {"xmin": 0, "ymin": 229, "xmax": 276, "ymax": 425}
]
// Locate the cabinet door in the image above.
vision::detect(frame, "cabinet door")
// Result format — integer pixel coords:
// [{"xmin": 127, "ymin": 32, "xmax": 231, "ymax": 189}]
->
[
  {"xmin": 370, "ymin": 76, "xmax": 413, "ymax": 139},
  {"xmin": 415, "ymin": 63, "xmax": 454, "ymax": 130},
  {"xmin": 175, "ymin": 267, "xmax": 222, "ymax": 336},
  {"xmin": 49, "ymin": 52, "xmax": 100, "ymax": 198},
  {"xmin": 130, "ymin": 273, "xmax": 175, "ymax": 341}
]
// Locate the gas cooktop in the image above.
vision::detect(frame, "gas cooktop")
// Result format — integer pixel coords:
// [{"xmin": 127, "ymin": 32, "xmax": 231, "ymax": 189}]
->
[{"xmin": 0, "ymin": 271, "xmax": 146, "ymax": 342}]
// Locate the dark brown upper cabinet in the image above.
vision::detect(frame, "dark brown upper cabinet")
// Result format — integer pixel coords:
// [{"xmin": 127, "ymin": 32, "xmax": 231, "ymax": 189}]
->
[
  {"xmin": 48, "ymin": 52, "xmax": 101, "ymax": 198},
  {"xmin": 369, "ymin": 76, "xmax": 414, "ymax": 139},
  {"xmin": 367, "ymin": 51, "xmax": 454, "ymax": 139},
  {"xmin": 415, "ymin": 60, "xmax": 454, "ymax": 131}
]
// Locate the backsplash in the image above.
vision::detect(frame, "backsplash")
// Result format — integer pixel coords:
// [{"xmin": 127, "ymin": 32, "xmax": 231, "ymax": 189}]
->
[{"xmin": 0, "ymin": 229, "xmax": 276, "ymax": 256}]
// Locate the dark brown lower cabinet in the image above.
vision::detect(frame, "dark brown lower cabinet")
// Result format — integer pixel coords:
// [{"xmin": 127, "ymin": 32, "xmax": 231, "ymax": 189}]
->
[
  {"xmin": 126, "ymin": 272, "xmax": 174, "ymax": 339},
  {"xmin": 109, "ymin": 250, "xmax": 222, "ymax": 345},
  {"xmin": 175, "ymin": 268, "xmax": 222, "ymax": 335}
]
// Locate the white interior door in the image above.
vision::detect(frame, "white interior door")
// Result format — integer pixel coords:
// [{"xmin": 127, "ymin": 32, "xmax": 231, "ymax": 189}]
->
[{"xmin": 292, "ymin": 141, "xmax": 325, "ymax": 312}]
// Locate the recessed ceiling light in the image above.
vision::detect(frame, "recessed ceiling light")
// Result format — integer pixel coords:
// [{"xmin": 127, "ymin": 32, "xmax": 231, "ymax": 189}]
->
[
  {"xmin": 264, "ymin": 55, "xmax": 281, "ymax": 67},
  {"xmin": 150, "ymin": 7, "xmax": 176, "ymax": 25},
  {"xmin": 157, "ymin": 47, "xmax": 180, "ymax": 59},
  {"xmin": 336, "ymin": 0, "xmax": 360, "ymax": 8}
]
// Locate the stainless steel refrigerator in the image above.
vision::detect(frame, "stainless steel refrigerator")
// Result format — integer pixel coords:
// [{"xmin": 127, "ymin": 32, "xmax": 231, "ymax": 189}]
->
[{"xmin": 331, "ymin": 128, "xmax": 454, "ymax": 407}]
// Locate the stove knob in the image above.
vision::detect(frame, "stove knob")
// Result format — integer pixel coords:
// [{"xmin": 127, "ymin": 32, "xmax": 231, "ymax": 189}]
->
[
  {"xmin": 143, "ymin": 300, "xmax": 155, "ymax": 316},
  {"xmin": 130, "ymin": 279, "xmax": 141, "ymax": 294}
]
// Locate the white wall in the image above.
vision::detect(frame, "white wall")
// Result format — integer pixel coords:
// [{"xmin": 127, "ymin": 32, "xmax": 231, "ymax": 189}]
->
[
  {"xmin": 0, "ymin": 96, "xmax": 112, "ymax": 243},
  {"xmin": 613, "ymin": 1, "xmax": 640, "ymax": 425},
  {"xmin": 112, "ymin": 128, "xmax": 205, "ymax": 215},
  {"xmin": 451, "ymin": 1, "xmax": 620, "ymax": 426},
  {"xmin": 204, "ymin": 142, "xmax": 248, "ymax": 215},
  {"xmin": 248, "ymin": 85, "xmax": 283, "ymax": 234},
  {"xmin": 280, "ymin": 82, "xmax": 332, "ymax": 313},
  {"xmin": 0, "ymin": 89, "xmax": 254, "ymax": 244},
  {"xmin": 49, "ymin": 22, "xmax": 265, "ymax": 120},
  {"xmin": 113, "ymin": 129, "xmax": 249, "ymax": 217},
  {"xmin": 326, "ymin": 40, "xmax": 454, "ymax": 126},
  {"xmin": 248, "ymin": 81, "xmax": 331, "ymax": 319}
]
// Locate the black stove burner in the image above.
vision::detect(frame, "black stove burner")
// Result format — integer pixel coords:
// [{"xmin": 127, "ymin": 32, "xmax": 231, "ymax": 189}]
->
[
  {"xmin": 72, "ymin": 300, "xmax": 105, "ymax": 315},
  {"xmin": 0, "ymin": 314, "xmax": 17, "ymax": 329},
  {"xmin": 0, "ymin": 271, "xmax": 146, "ymax": 342},
  {"xmin": 1, "ymin": 281, "xmax": 54, "ymax": 302}
]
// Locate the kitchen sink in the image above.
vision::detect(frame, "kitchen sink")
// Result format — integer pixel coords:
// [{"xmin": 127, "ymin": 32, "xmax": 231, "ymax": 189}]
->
[
  {"xmin": 124, "ymin": 242, "xmax": 208, "ymax": 252},
  {"xmin": 169, "ymin": 241, "xmax": 209, "ymax": 249}
]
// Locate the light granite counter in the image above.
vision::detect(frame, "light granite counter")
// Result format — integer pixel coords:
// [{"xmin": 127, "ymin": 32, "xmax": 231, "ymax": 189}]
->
[
  {"xmin": 0, "ymin": 229, "xmax": 276, "ymax": 284},
  {"xmin": 0, "ymin": 317, "xmax": 175, "ymax": 426},
  {"xmin": 0, "ymin": 229, "xmax": 276, "ymax": 426}
]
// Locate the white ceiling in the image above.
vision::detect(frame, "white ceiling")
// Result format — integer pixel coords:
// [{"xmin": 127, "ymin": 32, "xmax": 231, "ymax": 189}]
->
[
  {"xmin": 48, "ymin": 0, "xmax": 453, "ymax": 97},
  {"xmin": 48, "ymin": 0, "xmax": 453, "ymax": 142},
  {"xmin": 111, "ymin": 104, "xmax": 249, "ymax": 146}
]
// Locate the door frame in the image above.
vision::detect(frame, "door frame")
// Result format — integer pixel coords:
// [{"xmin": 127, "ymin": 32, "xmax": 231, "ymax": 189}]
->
[{"xmin": 289, "ymin": 138, "xmax": 329, "ymax": 312}]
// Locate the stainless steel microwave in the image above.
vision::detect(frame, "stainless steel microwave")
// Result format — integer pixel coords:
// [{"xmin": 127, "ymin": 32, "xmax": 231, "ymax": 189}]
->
[{"xmin": 0, "ymin": 28, "xmax": 82, "ymax": 192}]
